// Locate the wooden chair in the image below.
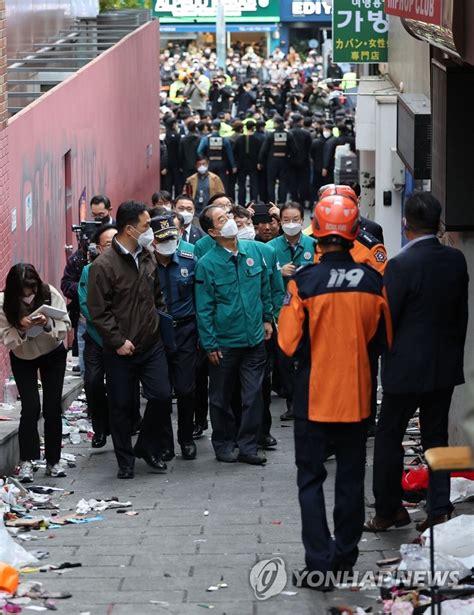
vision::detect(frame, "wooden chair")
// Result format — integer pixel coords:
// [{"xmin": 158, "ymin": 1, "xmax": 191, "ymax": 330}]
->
[{"xmin": 424, "ymin": 446, "xmax": 474, "ymax": 614}]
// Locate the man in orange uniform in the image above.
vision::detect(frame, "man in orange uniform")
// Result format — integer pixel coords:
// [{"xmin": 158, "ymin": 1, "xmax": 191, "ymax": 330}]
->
[
  {"xmin": 303, "ymin": 184, "xmax": 388, "ymax": 274},
  {"xmin": 278, "ymin": 194, "xmax": 392, "ymax": 590}
]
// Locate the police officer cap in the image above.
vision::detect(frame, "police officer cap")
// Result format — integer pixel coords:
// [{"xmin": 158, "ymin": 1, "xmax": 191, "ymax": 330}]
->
[
  {"xmin": 251, "ymin": 202, "xmax": 273, "ymax": 224},
  {"xmin": 150, "ymin": 215, "xmax": 179, "ymax": 241}
]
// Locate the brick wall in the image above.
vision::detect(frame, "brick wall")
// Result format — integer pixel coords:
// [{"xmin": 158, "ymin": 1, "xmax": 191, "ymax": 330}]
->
[{"xmin": 0, "ymin": 0, "xmax": 11, "ymax": 392}]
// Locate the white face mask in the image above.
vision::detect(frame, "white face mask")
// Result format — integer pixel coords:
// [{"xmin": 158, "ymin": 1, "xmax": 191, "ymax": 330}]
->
[
  {"xmin": 180, "ymin": 210, "xmax": 194, "ymax": 226},
  {"xmin": 282, "ymin": 222, "xmax": 302, "ymax": 237},
  {"xmin": 132, "ymin": 227, "xmax": 155, "ymax": 248},
  {"xmin": 220, "ymin": 218, "xmax": 239, "ymax": 239},
  {"xmin": 155, "ymin": 239, "xmax": 178, "ymax": 256},
  {"xmin": 237, "ymin": 225, "xmax": 256, "ymax": 241},
  {"xmin": 22, "ymin": 294, "xmax": 35, "ymax": 305},
  {"xmin": 323, "ymin": 130, "xmax": 332, "ymax": 139},
  {"xmin": 197, "ymin": 165, "xmax": 208, "ymax": 175}
]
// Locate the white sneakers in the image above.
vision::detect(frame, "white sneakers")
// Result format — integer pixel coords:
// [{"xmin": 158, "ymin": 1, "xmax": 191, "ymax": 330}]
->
[
  {"xmin": 17, "ymin": 461, "xmax": 67, "ymax": 482},
  {"xmin": 17, "ymin": 460, "xmax": 34, "ymax": 483},
  {"xmin": 45, "ymin": 463, "xmax": 67, "ymax": 478}
]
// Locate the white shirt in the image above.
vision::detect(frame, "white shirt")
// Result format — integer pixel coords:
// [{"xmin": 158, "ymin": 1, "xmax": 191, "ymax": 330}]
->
[
  {"xmin": 399, "ymin": 234, "xmax": 437, "ymax": 254},
  {"xmin": 115, "ymin": 239, "xmax": 143, "ymax": 269}
]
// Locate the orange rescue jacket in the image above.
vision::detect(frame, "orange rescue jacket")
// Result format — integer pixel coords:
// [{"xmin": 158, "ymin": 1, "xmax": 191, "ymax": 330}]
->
[{"xmin": 278, "ymin": 251, "xmax": 392, "ymax": 423}]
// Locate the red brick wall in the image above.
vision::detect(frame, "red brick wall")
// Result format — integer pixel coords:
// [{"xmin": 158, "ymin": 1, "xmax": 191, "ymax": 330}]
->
[{"xmin": 0, "ymin": 0, "xmax": 11, "ymax": 392}]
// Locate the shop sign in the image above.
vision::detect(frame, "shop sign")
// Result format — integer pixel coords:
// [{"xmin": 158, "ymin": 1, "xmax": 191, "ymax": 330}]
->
[
  {"xmin": 153, "ymin": 0, "xmax": 279, "ymax": 22},
  {"xmin": 333, "ymin": 0, "xmax": 389, "ymax": 63},
  {"xmin": 280, "ymin": 0, "xmax": 332, "ymax": 22},
  {"xmin": 384, "ymin": 0, "xmax": 441, "ymax": 26}
]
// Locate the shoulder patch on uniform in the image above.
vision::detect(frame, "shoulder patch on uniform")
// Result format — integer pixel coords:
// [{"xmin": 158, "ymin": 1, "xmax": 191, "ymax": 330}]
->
[
  {"xmin": 282, "ymin": 291, "xmax": 292, "ymax": 306},
  {"xmin": 374, "ymin": 249, "xmax": 387, "ymax": 263},
  {"xmin": 178, "ymin": 250, "xmax": 194, "ymax": 259},
  {"xmin": 357, "ymin": 229, "xmax": 377, "ymax": 248}
]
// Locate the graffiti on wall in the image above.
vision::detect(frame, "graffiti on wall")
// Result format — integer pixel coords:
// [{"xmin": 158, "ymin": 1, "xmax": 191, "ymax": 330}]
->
[{"xmin": 13, "ymin": 137, "xmax": 107, "ymax": 288}]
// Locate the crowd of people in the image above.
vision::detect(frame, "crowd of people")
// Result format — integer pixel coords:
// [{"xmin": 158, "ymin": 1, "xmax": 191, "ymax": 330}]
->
[
  {"xmin": 0, "ymin": 43, "xmax": 468, "ymax": 592},
  {"xmin": 159, "ymin": 43, "xmax": 357, "ymax": 209}
]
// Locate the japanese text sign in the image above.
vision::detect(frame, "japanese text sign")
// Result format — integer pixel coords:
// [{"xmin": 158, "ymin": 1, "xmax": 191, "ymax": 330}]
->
[
  {"xmin": 385, "ymin": 0, "xmax": 441, "ymax": 25},
  {"xmin": 333, "ymin": 0, "xmax": 389, "ymax": 64}
]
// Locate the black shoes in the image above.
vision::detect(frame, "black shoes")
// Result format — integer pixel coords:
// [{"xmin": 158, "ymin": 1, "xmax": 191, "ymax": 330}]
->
[
  {"xmin": 237, "ymin": 453, "xmax": 267, "ymax": 466},
  {"xmin": 258, "ymin": 434, "xmax": 277, "ymax": 449},
  {"xmin": 160, "ymin": 449, "xmax": 175, "ymax": 462},
  {"xmin": 117, "ymin": 466, "xmax": 134, "ymax": 479},
  {"xmin": 132, "ymin": 418, "xmax": 142, "ymax": 435},
  {"xmin": 91, "ymin": 433, "xmax": 107, "ymax": 449},
  {"xmin": 216, "ymin": 452, "xmax": 238, "ymax": 463},
  {"xmin": 181, "ymin": 442, "xmax": 197, "ymax": 460},
  {"xmin": 192, "ymin": 425, "xmax": 204, "ymax": 439},
  {"xmin": 280, "ymin": 400, "xmax": 294, "ymax": 421},
  {"xmin": 192, "ymin": 422, "xmax": 208, "ymax": 440},
  {"xmin": 134, "ymin": 449, "xmax": 167, "ymax": 473}
]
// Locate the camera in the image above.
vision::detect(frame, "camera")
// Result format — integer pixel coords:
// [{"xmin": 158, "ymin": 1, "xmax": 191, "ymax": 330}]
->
[{"xmin": 72, "ymin": 220, "xmax": 101, "ymax": 254}]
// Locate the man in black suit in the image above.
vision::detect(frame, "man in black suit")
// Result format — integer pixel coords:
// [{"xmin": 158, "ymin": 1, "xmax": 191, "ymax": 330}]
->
[
  {"xmin": 173, "ymin": 195, "xmax": 205, "ymax": 245},
  {"xmin": 179, "ymin": 120, "xmax": 201, "ymax": 182},
  {"xmin": 365, "ymin": 192, "xmax": 469, "ymax": 533}
]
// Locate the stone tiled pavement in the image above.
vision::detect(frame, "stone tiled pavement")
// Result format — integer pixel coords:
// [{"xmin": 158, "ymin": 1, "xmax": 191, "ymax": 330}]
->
[{"xmin": 18, "ymin": 396, "xmax": 455, "ymax": 615}]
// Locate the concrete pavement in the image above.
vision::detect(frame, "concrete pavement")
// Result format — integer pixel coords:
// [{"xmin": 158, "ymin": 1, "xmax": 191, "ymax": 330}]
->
[{"xmin": 15, "ymin": 395, "xmax": 453, "ymax": 615}]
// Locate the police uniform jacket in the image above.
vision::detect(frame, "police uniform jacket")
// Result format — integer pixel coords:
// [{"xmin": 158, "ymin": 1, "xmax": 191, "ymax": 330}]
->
[{"xmin": 157, "ymin": 247, "xmax": 196, "ymax": 320}]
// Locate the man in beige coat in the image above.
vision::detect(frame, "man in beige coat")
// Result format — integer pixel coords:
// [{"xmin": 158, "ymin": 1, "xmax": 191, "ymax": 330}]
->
[{"xmin": 183, "ymin": 157, "xmax": 225, "ymax": 213}]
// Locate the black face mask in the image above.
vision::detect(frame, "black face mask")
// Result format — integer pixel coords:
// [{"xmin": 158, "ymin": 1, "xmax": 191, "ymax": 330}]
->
[{"xmin": 95, "ymin": 215, "xmax": 110, "ymax": 224}]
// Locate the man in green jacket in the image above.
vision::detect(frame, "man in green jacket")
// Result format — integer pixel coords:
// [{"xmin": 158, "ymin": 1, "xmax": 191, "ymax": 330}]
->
[
  {"xmin": 269, "ymin": 201, "xmax": 317, "ymax": 421},
  {"xmin": 195, "ymin": 205, "xmax": 273, "ymax": 465}
]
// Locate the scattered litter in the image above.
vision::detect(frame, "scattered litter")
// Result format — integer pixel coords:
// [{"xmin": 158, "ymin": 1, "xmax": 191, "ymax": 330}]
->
[
  {"xmin": 281, "ymin": 590, "xmax": 297, "ymax": 596},
  {"xmin": 0, "ymin": 516, "xmax": 39, "ymax": 568},
  {"xmin": 150, "ymin": 601, "xmax": 169, "ymax": 606},
  {"xmin": 25, "ymin": 607, "xmax": 47, "ymax": 612},
  {"xmin": 450, "ymin": 477, "xmax": 474, "ymax": 503},
  {"xmin": 206, "ymin": 586, "xmax": 219, "ymax": 592},
  {"xmin": 75, "ymin": 498, "xmax": 131, "ymax": 514},
  {"xmin": 424, "ymin": 598, "xmax": 474, "ymax": 615},
  {"xmin": 125, "ymin": 511, "xmax": 138, "ymax": 516},
  {"xmin": 271, "ymin": 520, "xmax": 282, "ymax": 525},
  {"xmin": 399, "ymin": 544, "xmax": 470, "ymax": 577},
  {"xmin": 422, "ymin": 515, "xmax": 474, "ymax": 559},
  {"xmin": 197, "ymin": 604, "xmax": 214, "ymax": 609},
  {"xmin": 203, "ymin": 510, "xmax": 209, "ymax": 516}
]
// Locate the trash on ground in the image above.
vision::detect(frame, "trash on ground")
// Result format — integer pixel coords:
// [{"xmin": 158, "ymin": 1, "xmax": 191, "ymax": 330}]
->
[
  {"xmin": 421, "ymin": 515, "xmax": 474, "ymax": 559},
  {"xmin": 75, "ymin": 498, "xmax": 131, "ymax": 514}
]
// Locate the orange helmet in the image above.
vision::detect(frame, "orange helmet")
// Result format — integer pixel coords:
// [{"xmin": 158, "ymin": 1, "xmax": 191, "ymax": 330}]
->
[
  {"xmin": 312, "ymin": 195, "xmax": 360, "ymax": 242},
  {"xmin": 318, "ymin": 184, "xmax": 358, "ymax": 204}
]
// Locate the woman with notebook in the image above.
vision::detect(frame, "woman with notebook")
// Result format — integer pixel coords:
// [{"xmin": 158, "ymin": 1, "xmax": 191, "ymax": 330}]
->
[{"xmin": 0, "ymin": 263, "xmax": 71, "ymax": 483}]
